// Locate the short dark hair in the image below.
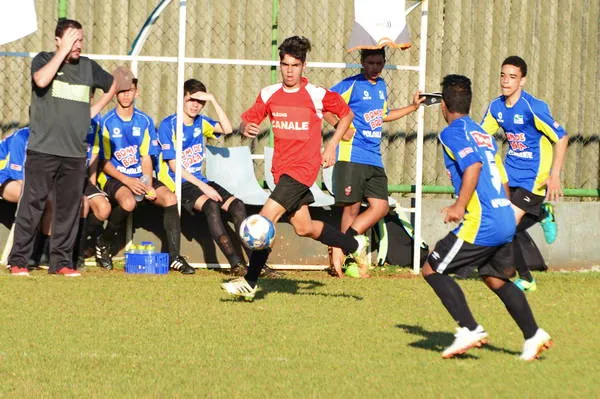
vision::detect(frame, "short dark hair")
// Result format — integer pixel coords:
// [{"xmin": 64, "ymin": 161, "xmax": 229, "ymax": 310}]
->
[
  {"xmin": 278, "ymin": 36, "xmax": 311, "ymax": 63},
  {"xmin": 55, "ymin": 18, "xmax": 82, "ymax": 38},
  {"xmin": 184, "ymin": 79, "xmax": 206, "ymax": 96},
  {"xmin": 502, "ymin": 55, "xmax": 527, "ymax": 77},
  {"xmin": 360, "ymin": 48, "xmax": 386, "ymax": 62},
  {"xmin": 441, "ymin": 74, "xmax": 472, "ymax": 114}
]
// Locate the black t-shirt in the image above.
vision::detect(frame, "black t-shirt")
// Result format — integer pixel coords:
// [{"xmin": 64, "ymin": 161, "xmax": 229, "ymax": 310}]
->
[{"xmin": 29, "ymin": 52, "xmax": 113, "ymax": 157}]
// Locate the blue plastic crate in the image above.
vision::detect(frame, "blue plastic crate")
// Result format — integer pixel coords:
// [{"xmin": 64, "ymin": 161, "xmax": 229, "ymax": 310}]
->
[{"xmin": 125, "ymin": 252, "xmax": 169, "ymax": 274}]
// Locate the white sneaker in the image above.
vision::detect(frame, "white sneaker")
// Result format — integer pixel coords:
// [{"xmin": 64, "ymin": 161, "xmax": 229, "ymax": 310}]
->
[
  {"xmin": 351, "ymin": 235, "xmax": 370, "ymax": 274},
  {"xmin": 442, "ymin": 325, "xmax": 488, "ymax": 359},
  {"xmin": 519, "ymin": 328, "xmax": 552, "ymax": 361},
  {"xmin": 221, "ymin": 277, "xmax": 257, "ymax": 301}
]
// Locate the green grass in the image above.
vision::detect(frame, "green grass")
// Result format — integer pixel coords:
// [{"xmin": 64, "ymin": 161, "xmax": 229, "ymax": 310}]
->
[{"xmin": 1, "ymin": 266, "xmax": 599, "ymax": 398}]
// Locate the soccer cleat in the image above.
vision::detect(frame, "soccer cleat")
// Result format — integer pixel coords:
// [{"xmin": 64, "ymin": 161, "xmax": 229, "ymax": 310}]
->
[
  {"xmin": 170, "ymin": 255, "xmax": 195, "ymax": 274},
  {"xmin": 10, "ymin": 266, "xmax": 30, "ymax": 276},
  {"xmin": 540, "ymin": 203, "xmax": 557, "ymax": 244},
  {"xmin": 442, "ymin": 325, "xmax": 488, "ymax": 359},
  {"xmin": 221, "ymin": 277, "xmax": 257, "ymax": 301},
  {"xmin": 260, "ymin": 264, "xmax": 284, "ymax": 278},
  {"xmin": 344, "ymin": 261, "xmax": 360, "ymax": 278},
  {"xmin": 350, "ymin": 235, "xmax": 370, "ymax": 277},
  {"xmin": 50, "ymin": 267, "xmax": 81, "ymax": 277},
  {"xmin": 229, "ymin": 262, "xmax": 248, "ymax": 277},
  {"xmin": 520, "ymin": 328, "xmax": 552, "ymax": 361},
  {"xmin": 95, "ymin": 239, "xmax": 113, "ymax": 270},
  {"xmin": 514, "ymin": 278, "xmax": 537, "ymax": 292}
]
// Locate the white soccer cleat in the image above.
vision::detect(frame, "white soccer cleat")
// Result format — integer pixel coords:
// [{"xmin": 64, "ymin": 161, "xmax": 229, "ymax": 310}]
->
[
  {"xmin": 350, "ymin": 235, "xmax": 370, "ymax": 276},
  {"xmin": 519, "ymin": 328, "xmax": 552, "ymax": 361},
  {"xmin": 221, "ymin": 277, "xmax": 257, "ymax": 301},
  {"xmin": 442, "ymin": 325, "xmax": 488, "ymax": 359}
]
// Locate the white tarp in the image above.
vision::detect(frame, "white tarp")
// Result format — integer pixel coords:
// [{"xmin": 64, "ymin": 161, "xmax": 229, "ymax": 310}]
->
[
  {"xmin": 0, "ymin": 0, "xmax": 38, "ymax": 46},
  {"xmin": 347, "ymin": 0, "xmax": 411, "ymax": 52}
]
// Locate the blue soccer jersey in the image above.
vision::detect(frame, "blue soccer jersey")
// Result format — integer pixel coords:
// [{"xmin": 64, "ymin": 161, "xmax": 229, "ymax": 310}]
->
[
  {"xmin": 156, "ymin": 113, "xmax": 219, "ymax": 191},
  {"xmin": 481, "ymin": 90, "xmax": 566, "ymax": 196},
  {"xmin": 330, "ymin": 74, "xmax": 389, "ymax": 167},
  {"xmin": 85, "ymin": 114, "xmax": 101, "ymax": 168},
  {"xmin": 99, "ymin": 108, "xmax": 156, "ymax": 184},
  {"xmin": 0, "ymin": 127, "xmax": 30, "ymax": 185},
  {"xmin": 440, "ymin": 116, "xmax": 515, "ymax": 246}
]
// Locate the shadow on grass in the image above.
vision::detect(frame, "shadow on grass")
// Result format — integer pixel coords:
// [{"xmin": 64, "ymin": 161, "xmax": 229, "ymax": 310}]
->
[
  {"xmin": 396, "ymin": 324, "xmax": 520, "ymax": 358},
  {"xmin": 220, "ymin": 278, "xmax": 363, "ymax": 302}
]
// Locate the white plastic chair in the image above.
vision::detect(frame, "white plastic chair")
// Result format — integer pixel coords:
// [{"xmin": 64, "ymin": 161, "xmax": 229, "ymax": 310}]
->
[
  {"xmin": 205, "ymin": 145, "xmax": 269, "ymax": 206},
  {"xmin": 263, "ymin": 147, "xmax": 335, "ymax": 208}
]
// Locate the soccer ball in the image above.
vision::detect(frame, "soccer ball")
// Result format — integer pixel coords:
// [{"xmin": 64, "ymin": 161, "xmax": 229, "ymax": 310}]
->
[{"xmin": 239, "ymin": 214, "xmax": 276, "ymax": 250}]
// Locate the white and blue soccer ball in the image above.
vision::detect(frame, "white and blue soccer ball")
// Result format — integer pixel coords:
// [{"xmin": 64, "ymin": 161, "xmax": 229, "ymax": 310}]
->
[{"xmin": 239, "ymin": 214, "xmax": 276, "ymax": 250}]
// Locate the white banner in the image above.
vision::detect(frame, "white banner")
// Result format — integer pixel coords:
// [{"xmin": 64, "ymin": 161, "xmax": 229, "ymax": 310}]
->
[
  {"xmin": 0, "ymin": 0, "xmax": 38, "ymax": 46},
  {"xmin": 347, "ymin": 0, "xmax": 410, "ymax": 52}
]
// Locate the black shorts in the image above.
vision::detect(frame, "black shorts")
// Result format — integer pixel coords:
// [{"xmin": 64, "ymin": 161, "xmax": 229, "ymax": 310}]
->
[
  {"xmin": 181, "ymin": 181, "xmax": 233, "ymax": 214},
  {"xmin": 270, "ymin": 174, "xmax": 314, "ymax": 213},
  {"xmin": 510, "ymin": 187, "xmax": 544, "ymax": 219},
  {"xmin": 427, "ymin": 233, "xmax": 515, "ymax": 280},
  {"xmin": 332, "ymin": 161, "xmax": 388, "ymax": 203},
  {"xmin": 83, "ymin": 179, "xmax": 108, "ymax": 199},
  {"xmin": 103, "ymin": 178, "xmax": 165, "ymax": 201}
]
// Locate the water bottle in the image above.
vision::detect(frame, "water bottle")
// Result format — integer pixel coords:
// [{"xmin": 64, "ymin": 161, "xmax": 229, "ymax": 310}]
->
[
  {"xmin": 134, "ymin": 175, "xmax": 151, "ymax": 202},
  {"xmin": 140, "ymin": 241, "xmax": 155, "ymax": 254}
]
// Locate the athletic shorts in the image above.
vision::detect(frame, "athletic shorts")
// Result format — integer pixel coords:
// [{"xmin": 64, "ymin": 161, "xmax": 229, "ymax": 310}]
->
[
  {"xmin": 103, "ymin": 178, "xmax": 165, "ymax": 201},
  {"xmin": 427, "ymin": 232, "xmax": 515, "ymax": 280},
  {"xmin": 510, "ymin": 187, "xmax": 545, "ymax": 219},
  {"xmin": 270, "ymin": 174, "xmax": 314, "ymax": 213},
  {"xmin": 332, "ymin": 161, "xmax": 388, "ymax": 203},
  {"xmin": 83, "ymin": 179, "xmax": 108, "ymax": 199},
  {"xmin": 181, "ymin": 181, "xmax": 233, "ymax": 215}
]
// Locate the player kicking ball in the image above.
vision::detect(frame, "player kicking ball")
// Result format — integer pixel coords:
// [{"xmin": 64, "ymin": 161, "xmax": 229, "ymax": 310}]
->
[
  {"xmin": 422, "ymin": 74, "xmax": 551, "ymax": 361},
  {"xmin": 221, "ymin": 36, "xmax": 369, "ymax": 301}
]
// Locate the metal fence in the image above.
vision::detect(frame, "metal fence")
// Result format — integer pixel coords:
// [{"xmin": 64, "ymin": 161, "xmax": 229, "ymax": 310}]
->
[{"xmin": 1, "ymin": 0, "xmax": 598, "ymax": 195}]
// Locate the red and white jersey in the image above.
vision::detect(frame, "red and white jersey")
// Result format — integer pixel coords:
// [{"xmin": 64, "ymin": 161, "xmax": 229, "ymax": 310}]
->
[{"xmin": 242, "ymin": 77, "xmax": 351, "ymax": 187}]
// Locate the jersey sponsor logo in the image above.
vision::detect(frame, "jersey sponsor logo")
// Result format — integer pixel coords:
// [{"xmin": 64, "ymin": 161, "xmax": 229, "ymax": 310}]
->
[
  {"xmin": 458, "ymin": 146, "xmax": 474, "ymax": 158},
  {"xmin": 161, "ymin": 143, "xmax": 171, "ymax": 150},
  {"xmin": 117, "ymin": 165, "xmax": 142, "ymax": 175},
  {"xmin": 193, "ymin": 127, "xmax": 202, "ymax": 137},
  {"xmin": 363, "ymin": 109, "xmax": 383, "ymax": 130},
  {"xmin": 553, "ymin": 121, "xmax": 560, "ymax": 129},
  {"xmin": 272, "ymin": 112, "xmax": 288, "ymax": 117},
  {"xmin": 181, "ymin": 143, "xmax": 204, "ymax": 169},
  {"xmin": 132, "ymin": 126, "xmax": 141, "ymax": 137},
  {"xmin": 272, "ymin": 120, "xmax": 309, "ymax": 130},
  {"xmin": 470, "ymin": 131, "xmax": 494, "ymax": 149},
  {"xmin": 112, "ymin": 128, "xmax": 122, "ymax": 138},
  {"xmin": 361, "ymin": 130, "xmax": 382, "ymax": 138},
  {"xmin": 507, "ymin": 149, "xmax": 533, "ymax": 159},
  {"xmin": 379, "ymin": 90, "xmax": 385, "ymax": 100},
  {"xmin": 513, "ymin": 114, "xmax": 524, "ymax": 124},
  {"xmin": 362, "ymin": 90, "xmax": 372, "ymax": 100},
  {"xmin": 506, "ymin": 132, "xmax": 528, "ymax": 151},
  {"xmin": 270, "ymin": 105, "xmax": 311, "ymax": 141},
  {"xmin": 114, "ymin": 145, "xmax": 139, "ymax": 167},
  {"xmin": 497, "ymin": 112, "xmax": 504, "ymax": 123},
  {"xmin": 490, "ymin": 198, "xmax": 512, "ymax": 208},
  {"xmin": 10, "ymin": 164, "xmax": 22, "ymax": 171},
  {"xmin": 151, "ymin": 139, "xmax": 158, "ymax": 147}
]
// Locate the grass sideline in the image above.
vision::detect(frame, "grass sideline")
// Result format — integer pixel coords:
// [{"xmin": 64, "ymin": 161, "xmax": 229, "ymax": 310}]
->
[{"xmin": 1, "ymin": 266, "xmax": 599, "ymax": 398}]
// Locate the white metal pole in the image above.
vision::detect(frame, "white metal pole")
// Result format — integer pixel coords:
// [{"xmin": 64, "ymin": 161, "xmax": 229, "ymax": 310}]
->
[
  {"xmin": 174, "ymin": 0, "xmax": 187, "ymax": 215},
  {"xmin": 413, "ymin": 0, "xmax": 428, "ymax": 274}
]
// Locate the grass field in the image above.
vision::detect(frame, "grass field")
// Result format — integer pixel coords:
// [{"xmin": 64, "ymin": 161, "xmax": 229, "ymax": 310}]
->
[{"xmin": 1, "ymin": 266, "xmax": 598, "ymax": 398}]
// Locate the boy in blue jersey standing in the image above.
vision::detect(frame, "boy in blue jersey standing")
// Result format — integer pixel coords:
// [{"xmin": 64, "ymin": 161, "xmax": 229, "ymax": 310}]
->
[
  {"xmin": 481, "ymin": 56, "xmax": 568, "ymax": 291},
  {"xmin": 325, "ymin": 48, "xmax": 424, "ymax": 277},
  {"xmin": 422, "ymin": 74, "xmax": 551, "ymax": 361},
  {"xmin": 157, "ymin": 79, "xmax": 249, "ymax": 276},
  {"xmin": 96, "ymin": 72, "xmax": 194, "ymax": 274}
]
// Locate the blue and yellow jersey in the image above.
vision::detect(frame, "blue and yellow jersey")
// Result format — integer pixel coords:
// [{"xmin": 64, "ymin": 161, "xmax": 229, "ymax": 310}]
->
[
  {"xmin": 330, "ymin": 74, "xmax": 388, "ymax": 167},
  {"xmin": 85, "ymin": 114, "xmax": 101, "ymax": 169},
  {"xmin": 440, "ymin": 116, "xmax": 515, "ymax": 246},
  {"xmin": 481, "ymin": 90, "xmax": 567, "ymax": 196},
  {"xmin": 0, "ymin": 127, "xmax": 30, "ymax": 185},
  {"xmin": 156, "ymin": 113, "xmax": 219, "ymax": 191},
  {"xmin": 98, "ymin": 108, "xmax": 156, "ymax": 186}
]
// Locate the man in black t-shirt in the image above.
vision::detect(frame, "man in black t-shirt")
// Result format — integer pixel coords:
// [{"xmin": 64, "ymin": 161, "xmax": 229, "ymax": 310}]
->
[{"xmin": 8, "ymin": 18, "xmax": 130, "ymax": 277}]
